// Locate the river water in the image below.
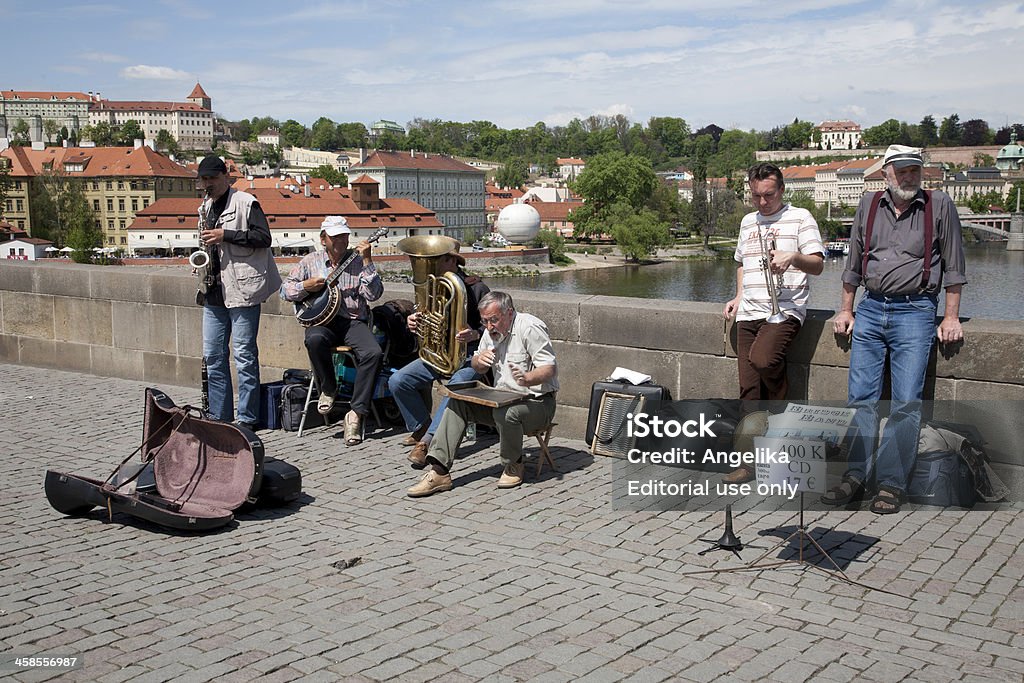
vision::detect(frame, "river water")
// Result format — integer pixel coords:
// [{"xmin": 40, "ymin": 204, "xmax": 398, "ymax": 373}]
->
[{"xmin": 489, "ymin": 243, "xmax": 1023, "ymax": 322}]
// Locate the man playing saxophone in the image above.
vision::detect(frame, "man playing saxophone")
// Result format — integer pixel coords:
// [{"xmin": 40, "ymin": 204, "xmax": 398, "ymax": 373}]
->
[
  {"xmin": 390, "ymin": 242, "xmax": 490, "ymax": 467},
  {"xmin": 721, "ymin": 162, "xmax": 825, "ymax": 483},
  {"xmin": 195, "ymin": 156, "xmax": 281, "ymax": 431}
]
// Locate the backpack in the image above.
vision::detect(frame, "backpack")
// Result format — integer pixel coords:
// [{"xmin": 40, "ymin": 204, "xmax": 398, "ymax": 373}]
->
[
  {"xmin": 907, "ymin": 449, "xmax": 976, "ymax": 508},
  {"xmin": 372, "ymin": 299, "xmax": 418, "ymax": 368}
]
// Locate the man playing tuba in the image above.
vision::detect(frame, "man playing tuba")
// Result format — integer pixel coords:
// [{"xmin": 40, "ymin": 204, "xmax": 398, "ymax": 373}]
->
[
  {"xmin": 721, "ymin": 162, "xmax": 825, "ymax": 484},
  {"xmin": 390, "ymin": 241, "xmax": 490, "ymax": 467}
]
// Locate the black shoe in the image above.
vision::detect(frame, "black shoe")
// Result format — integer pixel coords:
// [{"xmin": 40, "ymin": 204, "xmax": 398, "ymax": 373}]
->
[{"xmin": 233, "ymin": 420, "xmax": 258, "ymax": 432}]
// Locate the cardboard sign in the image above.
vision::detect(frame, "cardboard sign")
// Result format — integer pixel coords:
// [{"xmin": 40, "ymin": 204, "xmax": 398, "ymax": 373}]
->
[{"xmin": 754, "ymin": 436, "xmax": 827, "ymax": 494}]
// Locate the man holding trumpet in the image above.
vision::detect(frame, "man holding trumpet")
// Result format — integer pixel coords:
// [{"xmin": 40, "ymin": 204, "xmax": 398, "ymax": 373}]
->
[{"xmin": 722, "ymin": 162, "xmax": 824, "ymax": 484}]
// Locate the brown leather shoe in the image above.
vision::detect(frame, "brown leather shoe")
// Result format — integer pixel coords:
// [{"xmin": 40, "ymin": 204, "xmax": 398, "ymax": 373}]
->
[
  {"xmin": 407, "ymin": 469, "xmax": 453, "ymax": 497},
  {"xmin": 407, "ymin": 442, "xmax": 428, "ymax": 469},
  {"xmin": 497, "ymin": 461, "xmax": 525, "ymax": 489},
  {"xmin": 723, "ymin": 464, "xmax": 755, "ymax": 485},
  {"xmin": 401, "ymin": 425, "xmax": 428, "ymax": 446}
]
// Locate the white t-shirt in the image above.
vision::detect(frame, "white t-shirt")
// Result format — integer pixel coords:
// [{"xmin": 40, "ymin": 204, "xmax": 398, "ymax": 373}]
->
[
  {"xmin": 733, "ymin": 204, "xmax": 824, "ymax": 324},
  {"xmin": 475, "ymin": 311, "xmax": 559, "ymax": 397}
]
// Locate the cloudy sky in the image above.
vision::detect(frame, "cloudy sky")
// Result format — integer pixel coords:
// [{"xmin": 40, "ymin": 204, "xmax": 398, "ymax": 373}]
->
[{"xmin": 6, "ymin": 0, "xmax": 1023, "ymax": 132}]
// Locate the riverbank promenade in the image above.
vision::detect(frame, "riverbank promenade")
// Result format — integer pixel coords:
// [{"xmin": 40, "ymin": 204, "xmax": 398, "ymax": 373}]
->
[{"xmin": 2, "ymin": 363, "xmax": 1022, "ymax": 682}]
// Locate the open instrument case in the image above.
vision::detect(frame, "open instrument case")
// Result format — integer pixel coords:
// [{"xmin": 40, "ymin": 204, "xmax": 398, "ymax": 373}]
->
[{"xmin": 44, "ymin": 388, "xmax": 265, "ymax": 532}]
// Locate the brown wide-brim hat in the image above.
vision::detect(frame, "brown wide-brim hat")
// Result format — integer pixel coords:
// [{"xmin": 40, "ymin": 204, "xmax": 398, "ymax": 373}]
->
[{"xmin": 450, "ymin": 241, "xmax": 465, "ymax": 266}]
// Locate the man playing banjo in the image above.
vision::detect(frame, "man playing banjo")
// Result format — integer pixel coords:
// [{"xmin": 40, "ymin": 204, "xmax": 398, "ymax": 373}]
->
[{"xmin": 280, "ymin": 216, "xmax": 383, "ymax": 445}]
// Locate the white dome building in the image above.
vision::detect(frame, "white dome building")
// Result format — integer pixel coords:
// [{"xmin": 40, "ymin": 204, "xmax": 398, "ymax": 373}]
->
[{"xmin": 496, "ymin": 204, "xmax": 541, "ymax": 244}]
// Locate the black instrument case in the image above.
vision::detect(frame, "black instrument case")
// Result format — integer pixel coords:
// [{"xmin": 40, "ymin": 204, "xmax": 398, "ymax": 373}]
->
[{"xmin": 44, "ymin": 388, "xmax": 264, "ymax": 532}]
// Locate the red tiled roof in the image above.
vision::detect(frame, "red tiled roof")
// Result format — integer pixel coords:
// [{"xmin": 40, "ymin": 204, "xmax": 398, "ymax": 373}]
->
[
  {"xmin": 1, "ymin": 90, "xmax": 89, "ymax": 101},
  {"xmin": 131, "ymin": 194, "xmax": 442, "ymax": 231},
  {"xmin": 350, "ymin": 150, "xmax": 482, "ymax": 173},
  {"xmin": 91, "ymin": 100, "xmax": 208, "ymax": 112},
  {"xmin": 0, "ymin": 145, "xmax": 195, "ymax": 178},
  {"xmin": 188, "ymin": 83, "xmax": 209, "ymax": 99},
  {"xmin": 350, "ymin": 174, "xmax": 377, "ymax": 185},
  {"xmin": 556, "ymin": 157, "xmax": 585, "ymax": 165},
  {"xmin": 529, "ymin": 200, "xmax": 583, "ymax": 221},
  {"xmin": 818, "ymin": 120, "xmax": 862, "ymax": 132}
]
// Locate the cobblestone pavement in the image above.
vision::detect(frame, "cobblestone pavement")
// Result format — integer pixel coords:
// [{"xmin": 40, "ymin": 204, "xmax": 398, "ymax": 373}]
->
[{"xmin": 1, "ymin": 363, "xmax": 1022, "ymax": 682}]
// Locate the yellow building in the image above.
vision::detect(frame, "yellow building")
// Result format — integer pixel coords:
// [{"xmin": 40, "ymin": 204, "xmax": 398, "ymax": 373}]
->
[{"xmin": 0, "ymin": 143, "xmax": 197, "ymax": 246}]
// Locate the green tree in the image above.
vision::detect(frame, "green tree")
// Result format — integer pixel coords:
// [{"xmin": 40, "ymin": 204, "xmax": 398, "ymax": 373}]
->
[
  {"xmin": 966, "ymin": 190, "xmax": 1003, "ymax": 213},
  {"xmin": 531, "ymin": 229, "xmax": 570, "ymax": 265},
  {"xmin": 11, "ymin": 119, "xmax": 30, "ymax": 145},
  {"xmin": 494, "ymin": 158, "xmax": 527, "ymax": 189},
  {"xmin": 119, "ymin": 119, "xmax": 144, "ymax": 145},
  {"xmin": 605, "ymin": 202, "xmax": 673, "ymax": 261},
  {"xmin": 310, "ymin": 117, "xmax": 338, "ymax": 150},
  {"xmin": 309, "ymin": 164, "xmax": 347, "ymax": 186},
  {"xmin": 375, "ymin": 130, "xmax": 404, "ymax": 151},
  {"xmin": 81, "ymin": 122, "xmax": 114, "ymax": 146},
  {"xmin": 688, "ymin": 134, "xmax": 716, "ymax": 248},
  {"xmin": 62, "ymin": 181, "xmax": 101, "ymax": 262},
  {"xmin": 155, "ymin": 129, "xmax": 179, "ymax": 156},
  {"xmin": 29, "ymin": 170, "xmax": 97, "ymax": 250},
  {"xmin": 280, "ymin": 119, "xmax": 309, "ymax": 148},
  {"xmin": 568, "ymin": 151, "xmax": 658, "ymax": 238},
  {"xmin": 862, "ymin": 119, "xmax": 906, "ymax": 147},
  {"xmin": 918, "ymin": 115, "xmax": 939, "ymax": 146},
  {"xmin": 42, "ymin": 119, "xmax": 59, "ymax": 144},
  {"xmin": 0, "ymin": 161, "xmax": 11, "ymax": 217},
  {"xmin": 939, "ymin": 114, "xmax": 962, "ymax": 146},
  {"xmin": 337, "ymin": 122, "xmax": 368, "ymax": 148},
  {"xmin": 708, "ymin": 129, "xmax": 759, "ymax": 178},
  {"xmin": 646, "ymin": 180, "xmax": 680, "ymax": 227},
  {"xmin": 961, "ymin": 119, "xmax": 993, "ymax": 146}
]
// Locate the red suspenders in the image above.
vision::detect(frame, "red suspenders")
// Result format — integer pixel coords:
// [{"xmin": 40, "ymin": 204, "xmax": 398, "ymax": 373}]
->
[{"xmin": 861, "ymin": 190, "xmax": 934, "ymax": 291}]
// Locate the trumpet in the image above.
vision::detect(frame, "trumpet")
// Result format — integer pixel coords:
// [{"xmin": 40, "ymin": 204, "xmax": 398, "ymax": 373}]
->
[
  {"xmin": 758, "ymin": 226, "xmax": 788, "ymax": 324},
  {"xmin": 191, "ymin": 203, "xmax": 217, "ymax": 305}
]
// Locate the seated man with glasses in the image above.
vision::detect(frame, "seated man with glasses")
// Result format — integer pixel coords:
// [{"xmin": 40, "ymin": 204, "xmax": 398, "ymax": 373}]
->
[{"xmin": 406, "ymin": 291, "xmax": 558, "ymax": 497}]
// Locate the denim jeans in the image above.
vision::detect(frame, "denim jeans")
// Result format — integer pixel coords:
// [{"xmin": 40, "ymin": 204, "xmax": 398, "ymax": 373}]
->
[
  {"xmin": 390, "ymin": 358, "xmax": 479, "ymax": 436},
  {"xmin": 845, "ymin": 292, "xmax": 937, "ymax": 493},
  {"xmin": 203, "ymin": 304, "xmax": 262, "ymax": 424}
]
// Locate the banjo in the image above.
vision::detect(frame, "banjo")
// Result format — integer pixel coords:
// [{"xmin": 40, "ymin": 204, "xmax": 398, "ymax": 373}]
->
[{"xmin": 293, "ymin": 226, "xmax": 389, "ymax": 328}]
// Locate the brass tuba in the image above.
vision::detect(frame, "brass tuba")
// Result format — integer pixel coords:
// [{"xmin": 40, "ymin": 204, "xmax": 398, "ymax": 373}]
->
[{"xmin": 397, "ymin": 235, "xmax": 468, "ymax": 376}]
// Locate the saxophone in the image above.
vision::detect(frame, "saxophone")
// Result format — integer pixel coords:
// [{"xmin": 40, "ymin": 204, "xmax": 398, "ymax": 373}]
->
[
  {"xmin": 397, "ymin": 235, "xmax": 468, "ymax": 376},
  {"xmin": 190, "ymin": 201, "xmax": 217, "ymax": 306}
]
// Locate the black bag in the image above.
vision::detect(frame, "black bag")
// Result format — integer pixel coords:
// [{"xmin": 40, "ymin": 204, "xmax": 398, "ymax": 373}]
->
[
  {"xmin": 283, "ymin": 368, "xmax": 313, "ymax": 385},
  {"xmin": 372, "ymin": 299, "xmax": 418, "ymax": 369},
  {"xmin": 257, "ymin": 457, "xmax": 302, "ymax": 505},
  {"xmin": 280, "ymin": 383, "xmax": 324, "ymax": 432},
  {"xmin": 586, "ymin": 380, "xmax": 671, "ymax": 456},
  {"xmin": 908, "ymin": 449, "xmax": 977, "ymax": 507},
  {"xmin": 258, "ymin": 381, "xmax": 288, "ymax": 430}
]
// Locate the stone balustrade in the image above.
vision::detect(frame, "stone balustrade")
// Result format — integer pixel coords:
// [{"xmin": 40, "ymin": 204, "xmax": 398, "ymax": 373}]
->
[{"xmin": 2, "ymin": 259, "xmax": 1021, "ymax": 481}]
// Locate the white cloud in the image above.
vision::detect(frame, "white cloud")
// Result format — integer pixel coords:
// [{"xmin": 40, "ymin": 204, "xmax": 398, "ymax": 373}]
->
[{"xmin": 120, "ymin": 65, "xmax": 192, "ymax": 81}]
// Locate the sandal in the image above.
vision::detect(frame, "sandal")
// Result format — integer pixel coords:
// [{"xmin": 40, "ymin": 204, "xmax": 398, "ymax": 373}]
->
[
  {"xmin": 344, "ymin": 411, "xmax": 363, "ymax": 446},
  {"xmin": 870, "ymin": 486, "xmax": 903, "ymax": 515},
  {"xmin": 317, "ymin": 392, "xmax": 335, "ymax": 415},
  {"xmin": 821, "ymin": 474, "xmax": 863, "ymax": 506}
]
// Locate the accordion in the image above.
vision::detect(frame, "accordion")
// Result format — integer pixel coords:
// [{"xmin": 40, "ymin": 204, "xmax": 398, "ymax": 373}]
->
[{"xmin": 586, "ymin": 380, "xmax": 671, "ymax": 457}]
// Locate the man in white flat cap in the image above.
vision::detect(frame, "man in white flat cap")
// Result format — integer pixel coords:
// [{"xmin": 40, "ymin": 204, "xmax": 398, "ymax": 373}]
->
[
  {"xmin": 280, "ymin": 215, "xmax": 383, "ymax": 445},
  {"xmin": 823, "ymin": 145, "xmax": 967, "ymax": 514}
]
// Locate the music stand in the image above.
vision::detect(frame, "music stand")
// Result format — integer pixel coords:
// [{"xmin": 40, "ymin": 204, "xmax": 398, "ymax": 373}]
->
[{"xmin": 684, "ymin": 493, "xmax": 901, "ymax": 596}]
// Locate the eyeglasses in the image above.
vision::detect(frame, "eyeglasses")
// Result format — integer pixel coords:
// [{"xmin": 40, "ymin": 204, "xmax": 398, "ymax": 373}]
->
[{"xmin": 481, "ymin": 314, "xmax": 502, "ymax": 324}]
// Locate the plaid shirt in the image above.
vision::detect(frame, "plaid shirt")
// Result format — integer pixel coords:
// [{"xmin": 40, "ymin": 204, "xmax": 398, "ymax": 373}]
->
[{"xmin": 280, "ymin": 249, "xmax": 383, "ymax": 321}]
